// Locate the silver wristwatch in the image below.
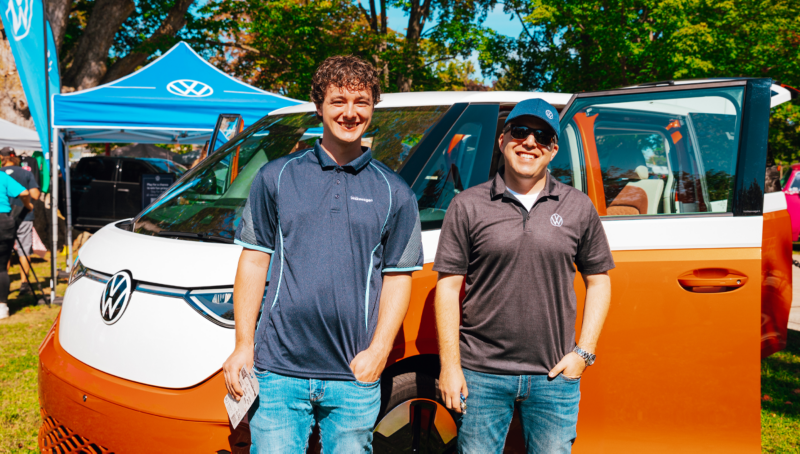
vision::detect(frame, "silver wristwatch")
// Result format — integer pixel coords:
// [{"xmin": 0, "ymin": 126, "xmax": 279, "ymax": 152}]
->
[{"xmin": 573, "ymin": 346, "xmax": 596, "ymax": 366}]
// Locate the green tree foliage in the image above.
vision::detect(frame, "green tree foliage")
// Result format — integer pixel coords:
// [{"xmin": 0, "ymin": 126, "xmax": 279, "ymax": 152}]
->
[
  {"xmin": 495, "ymin": 0, "xmax": 800, "ymax": 165},
  {"xmin": 201, "ymin": 0, "xmax": 504, "ymax": 98},
  {"xmin": 201, "ymin": 0, "xmax": 379, "ymax": 100},
  {"xmin": 770, "ymin": 101, "xmax": 800, "ymax": 168}
]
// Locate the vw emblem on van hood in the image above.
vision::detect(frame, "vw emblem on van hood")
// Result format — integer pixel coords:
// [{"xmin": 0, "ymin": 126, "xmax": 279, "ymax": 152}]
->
[
  {"xmin": 100, "ymin": 271, "xmax": 133, "ymax": 325},
  {"xmin": 166, "ymin": 79, "xmax": 213, "ymax": 97},
  {"xmin": 5, "ymin": 0, "xmax": 34, "ymax": 41}
]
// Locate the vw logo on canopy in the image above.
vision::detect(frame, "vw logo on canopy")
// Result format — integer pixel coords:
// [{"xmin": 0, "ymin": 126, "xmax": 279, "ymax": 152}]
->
[
  {"xmin": 5, "ymin": 0, "xmax": 34, "ymax": 41},
  {"xmin": 100, "ymin": 271, "xmax": 133, "ymax": 325},
  {"xmin": 167, "ymin": 79, "xmax": 214, "ymax": 98}
]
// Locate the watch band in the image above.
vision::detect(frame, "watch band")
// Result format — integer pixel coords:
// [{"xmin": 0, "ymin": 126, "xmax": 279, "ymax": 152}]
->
[{"xmin": 573, "ymin": 346, "xmax": 596, "ymax": 366}]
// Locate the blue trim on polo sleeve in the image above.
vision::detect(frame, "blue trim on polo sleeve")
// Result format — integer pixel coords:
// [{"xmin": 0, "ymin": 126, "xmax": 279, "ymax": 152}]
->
[
  {"xmin": 382, "ymin": 266, "xmax": 423, "ymax": 273},
  {"xmin": 234, "ymin": 239, "xmax": 274, "ymax": 254}
]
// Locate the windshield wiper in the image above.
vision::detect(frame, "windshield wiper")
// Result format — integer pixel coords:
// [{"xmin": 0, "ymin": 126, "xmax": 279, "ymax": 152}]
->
[{"xmin": 157, "ymin": 231, "xmax": 235, "ymax": 244}]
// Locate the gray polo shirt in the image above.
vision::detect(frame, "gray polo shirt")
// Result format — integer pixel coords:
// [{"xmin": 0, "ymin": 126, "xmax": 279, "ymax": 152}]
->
[{"xmin": 433, "ymin": 170, "xmax": 614, "ymax": 375}]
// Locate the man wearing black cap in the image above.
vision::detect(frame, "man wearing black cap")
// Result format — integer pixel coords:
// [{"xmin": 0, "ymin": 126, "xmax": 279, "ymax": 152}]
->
[
  {"xmin": 433, "ymin": 98, "xmax": 615, "ymax": 453},
  {"xmin": 1, "ymin": 147, "xmax": 40, "ymax": 296}
]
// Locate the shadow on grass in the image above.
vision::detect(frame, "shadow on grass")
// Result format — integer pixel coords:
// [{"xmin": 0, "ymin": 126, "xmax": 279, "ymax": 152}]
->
[{"xmin": 762, "ymin": 330, "xmax": 800, "ymax": 418}]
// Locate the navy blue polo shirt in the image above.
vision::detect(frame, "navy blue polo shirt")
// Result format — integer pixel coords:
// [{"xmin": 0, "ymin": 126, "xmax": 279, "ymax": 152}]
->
[{"xmin": 234, "ymin": 141, "xmax": 424, "ymax": 380}]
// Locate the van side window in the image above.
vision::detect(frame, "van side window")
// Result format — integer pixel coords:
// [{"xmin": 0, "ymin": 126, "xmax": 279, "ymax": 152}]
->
[
  {"xmin": 549, "ymin": 122, "xmax": 584, "ymax": 191},
  {"xmin": 566, "ymin": 86, "xmax": 744, "ymax": 216},
  {"xmin": 412, "ymin": 104, "xmax": 499, "ymax": 230}
]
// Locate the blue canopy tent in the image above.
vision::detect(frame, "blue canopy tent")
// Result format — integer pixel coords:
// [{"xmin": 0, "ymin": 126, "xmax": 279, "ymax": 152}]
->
[
  {"xmin": 53, "ymin": 41, "xmax": 300, "ymax": 145},
  {"xmin": 51, "ymin": 41, "xmax": 300, "ymax": 267}
]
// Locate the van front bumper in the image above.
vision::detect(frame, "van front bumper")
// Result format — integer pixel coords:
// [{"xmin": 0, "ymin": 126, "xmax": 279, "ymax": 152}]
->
[{"xmin": 37, "ymin": 315, "xmax": 249, "ymax": 453}]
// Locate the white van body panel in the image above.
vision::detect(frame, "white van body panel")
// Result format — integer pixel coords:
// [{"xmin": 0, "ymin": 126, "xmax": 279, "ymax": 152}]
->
[
  {"xmin": 59, "ymin": 277, "xmax": 234, "ymax": 388},
  {"xmin": 79, "ymin": 222, "xmax": 242, "ymax": 288},
  {"xmin": 764, "ymin": 191, "xmax": 788, "ymax": 213},
  {"xmin": 421, "ymin": 215, "xmax": 764, "ymax": 265}
]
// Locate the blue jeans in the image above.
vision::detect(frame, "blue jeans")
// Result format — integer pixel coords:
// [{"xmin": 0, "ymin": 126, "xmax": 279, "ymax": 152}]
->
[
  {"xmin": 249, "ymin": 369, "xmax": 381, "ymax": 453},
  {"xmin": 458, "ymin": 368, "xmax": 581, "ymax": 454}
]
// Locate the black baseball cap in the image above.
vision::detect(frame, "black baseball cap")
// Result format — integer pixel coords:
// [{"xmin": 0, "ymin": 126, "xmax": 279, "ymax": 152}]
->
[{"xmin": 0, "ymin": 147, "xmax": 16, "ymax": 157}]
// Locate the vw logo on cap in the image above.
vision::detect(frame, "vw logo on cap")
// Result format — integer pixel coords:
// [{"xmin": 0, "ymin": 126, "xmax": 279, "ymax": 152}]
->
[
  {"xmin": 100, "ymin": 271, "xmax": 133, "ymax": 325},
  {"xmin": 6, "ymin": 0, "xmax": 34, "ymax": 41},
  {"xmin": 550, "ymin": 213, "xmax": 563, "ymax": 227},
  {"xmin": 167, "ymin": 79, "xmax": 214, "ymax": 98}
]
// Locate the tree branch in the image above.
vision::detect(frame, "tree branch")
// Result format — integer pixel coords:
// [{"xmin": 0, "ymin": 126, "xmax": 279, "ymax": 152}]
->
[
  {"xmin": 102, "ymin": 0, "xmax": 196, "ymax": 85},
  {"xmin": 61, "ymin": 0, "xmax": 135, "ymax": 91}
]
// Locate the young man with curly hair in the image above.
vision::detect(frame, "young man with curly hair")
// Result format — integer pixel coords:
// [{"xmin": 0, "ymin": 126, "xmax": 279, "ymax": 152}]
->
[{"xmin": 223, "ymin": 56, "xmax": 423, "ymax": 453}]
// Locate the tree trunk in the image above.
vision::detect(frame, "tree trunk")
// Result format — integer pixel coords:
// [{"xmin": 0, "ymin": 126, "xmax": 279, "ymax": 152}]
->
[
  {"xmin": 61, "ymin": 0, "xmax": 135, "ymax": 92},
  {"xmin": 44, "ymin": 0, "xmax": 71, "ymax": 54},
  {"xmin": 397, "ymin": 0, "xmax": 430, "ymax": 92},
  {"xmin": 102, "ymin": 0, "xmax": 195, "ymax": 84},
  {"xmin": 0, "ymin": 25, "xmax": 35, "ymax": 129}
]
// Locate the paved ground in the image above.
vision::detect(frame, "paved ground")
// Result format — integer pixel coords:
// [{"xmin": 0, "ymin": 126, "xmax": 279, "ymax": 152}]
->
[{"xmin": 790, "ymin": 264, "xmax": 800, "ymax": 331}]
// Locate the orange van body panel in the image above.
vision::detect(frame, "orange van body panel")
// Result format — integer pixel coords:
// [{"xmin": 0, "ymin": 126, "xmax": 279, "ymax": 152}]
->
[
  {"xmin": 389, "ymin": 250, "xmax": 762, "ymax": 452},
  {"xmin": 388, "ymin": 263, "xmax": 440, "ymax": 364},
  {"xmin": 41, "ymin": 245, "xmax": 763, "ymax": 452},
  {"xmin": 573, "ymin": 247, "xmax": 762, "ymax": 453},
  {"xmin": 38, "ymin": 319, "xmax": 247, "ymax": 453},
  {"xmin": 760, "ymin": 208, "xmax": 793, "ymax": 358}
]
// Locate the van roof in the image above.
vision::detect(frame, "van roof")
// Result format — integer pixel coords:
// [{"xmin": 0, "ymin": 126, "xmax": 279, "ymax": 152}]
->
[
  {"xmin": 269, "ymin": 79, "xmax": 792, "ymax": 115},
  {"xmin": 269, "ymin": 91, "xmax": 574, "ymax": 115}
]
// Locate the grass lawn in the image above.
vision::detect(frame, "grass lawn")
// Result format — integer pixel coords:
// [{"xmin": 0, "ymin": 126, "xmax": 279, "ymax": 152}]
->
[
  {"xmin": 1, "ymin": 254, "xmax": 799, "ymax": 452},
  {"xmin": 0, "ymin": 253, "xmax": 66, "ymax": 453},
  {"xmin": 762, "ymin": 329, "xmax": 800, "ymax": 453}
]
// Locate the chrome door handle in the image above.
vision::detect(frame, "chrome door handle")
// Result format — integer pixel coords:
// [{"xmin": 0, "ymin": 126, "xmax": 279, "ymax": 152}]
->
[{"xmin": 118, "ymin": 188, "xmax": 130, "ymax": 193}]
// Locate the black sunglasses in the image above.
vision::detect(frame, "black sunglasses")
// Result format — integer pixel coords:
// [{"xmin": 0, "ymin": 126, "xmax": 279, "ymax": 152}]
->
[{"xmin": 505, "ymin": 125, "xmax": 557, "ymax": 147}]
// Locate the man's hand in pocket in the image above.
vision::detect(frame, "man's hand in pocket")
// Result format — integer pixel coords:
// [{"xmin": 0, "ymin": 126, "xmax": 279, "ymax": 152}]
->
[{"xmin": 349, "ymin": 347, "xmax": 386, "ymax": 383}]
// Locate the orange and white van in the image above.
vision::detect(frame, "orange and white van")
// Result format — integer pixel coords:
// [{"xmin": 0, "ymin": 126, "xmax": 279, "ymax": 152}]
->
[{"xmin": 39, "ymin": 78, "xmax": 793, "ymax": 453}]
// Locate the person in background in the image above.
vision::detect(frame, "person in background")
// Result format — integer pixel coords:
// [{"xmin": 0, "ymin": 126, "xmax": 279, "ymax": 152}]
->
[
  {"xmin": 0, "ymin": 147, "xmax": 40, "ymax": 295},
  {"xmin": 0, "ymin": 168, "xmax": 34, "ymax": 319}
]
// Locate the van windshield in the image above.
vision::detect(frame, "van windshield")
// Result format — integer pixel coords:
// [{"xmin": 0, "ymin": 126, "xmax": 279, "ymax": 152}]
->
[{"xmin": 133, "ymin": 107, "xmax": 449, "ymax": 240}]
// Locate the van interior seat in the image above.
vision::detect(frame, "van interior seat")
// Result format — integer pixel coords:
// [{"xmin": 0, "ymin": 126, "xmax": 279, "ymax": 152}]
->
[
  {"xmin": 600, "ymin": 139, "xmax": 667, "ymax": 215},
  {"xmin": 607, "ymin": 165, "xmax": 665, "ymax": 215},
  {"xmin": 628, "ymin": 173, "xmax": 665, "ymax": 214}
]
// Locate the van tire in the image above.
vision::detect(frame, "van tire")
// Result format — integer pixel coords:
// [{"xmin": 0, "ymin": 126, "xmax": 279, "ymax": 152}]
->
[{"xmin": 374, "ymin": 372, "xmax": 458, "ymax": 453}]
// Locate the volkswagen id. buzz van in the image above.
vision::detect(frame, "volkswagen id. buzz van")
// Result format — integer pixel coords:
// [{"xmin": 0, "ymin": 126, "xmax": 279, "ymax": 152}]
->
[{"xmin": 39, "ymin": 79, "xmax": 793, "ymax": 453}]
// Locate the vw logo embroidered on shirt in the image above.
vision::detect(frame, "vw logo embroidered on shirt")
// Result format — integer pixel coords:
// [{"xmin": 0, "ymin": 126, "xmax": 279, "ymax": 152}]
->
[
  {"xmin": 545, "ymin": 110, "xmax": 554, "ymax": 120},
  {"xmin": 550, "ymin": 213, "xmax": 563, "ymax": 227},
  {"xmin": 166, "ymin": 79, "xmax": 214, "ymax": 98},
  {"xmin": 6, "ymin": 0, "xmax": 34, "ymax": 41},
  {"xmin": 100, "ymin": 271, "xmax": 133, "ymax": 325}
]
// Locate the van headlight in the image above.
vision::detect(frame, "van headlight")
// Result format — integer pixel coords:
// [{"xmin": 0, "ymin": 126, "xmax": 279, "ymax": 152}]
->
[
  {"xmin": 69, "ymin": 259, "xmax": 88, "ymax": 285},
  {"xmin": 185, "ymin": 289, "xmax": 235, "ymax": 327},
  {"xmin": 183, "ymin": 289, "xmax": 266, "ymax": 329}
]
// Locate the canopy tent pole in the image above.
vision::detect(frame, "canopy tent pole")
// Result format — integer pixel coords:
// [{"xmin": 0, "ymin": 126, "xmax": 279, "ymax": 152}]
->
[
  {"xmin": 63, "ymin": 135, "xmax": 73, "ymax": 272},
  {"xmin": 50, "ymin": 127, "xmax": 58, "ymax": 303}
]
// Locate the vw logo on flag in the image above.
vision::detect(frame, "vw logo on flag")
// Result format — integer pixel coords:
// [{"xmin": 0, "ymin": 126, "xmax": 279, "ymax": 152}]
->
[
  {"xmin": 167, "ymin": 79, "xmax": 214, "ymax": 98},
  {"xmin": 100, "ymin": 271, "xmax": 133, "ymax": 325},
  {"xmin": 550, "ymin": 213, "xmax": 563, "ymax": 227},
  {"xmin": 5, "ymin": 0, "xmax": 34, "ymax": 41}
]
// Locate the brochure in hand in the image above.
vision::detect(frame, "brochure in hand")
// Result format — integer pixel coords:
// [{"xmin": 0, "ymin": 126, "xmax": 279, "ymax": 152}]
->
[{"xmin": 223, "ymin": 365, "xmax": 260, "ymax": 429}]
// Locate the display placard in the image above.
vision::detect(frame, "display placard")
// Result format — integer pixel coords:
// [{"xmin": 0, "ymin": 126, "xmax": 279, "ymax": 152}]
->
[{"xmin": 141, "ymin": 173, "xmax": 175, "ymax": 210}]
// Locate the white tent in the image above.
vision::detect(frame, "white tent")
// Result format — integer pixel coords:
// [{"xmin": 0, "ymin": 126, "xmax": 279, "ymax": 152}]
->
[{"xmin": 0, "ymin": 118, "xmax": 41, "ymax": 151}]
